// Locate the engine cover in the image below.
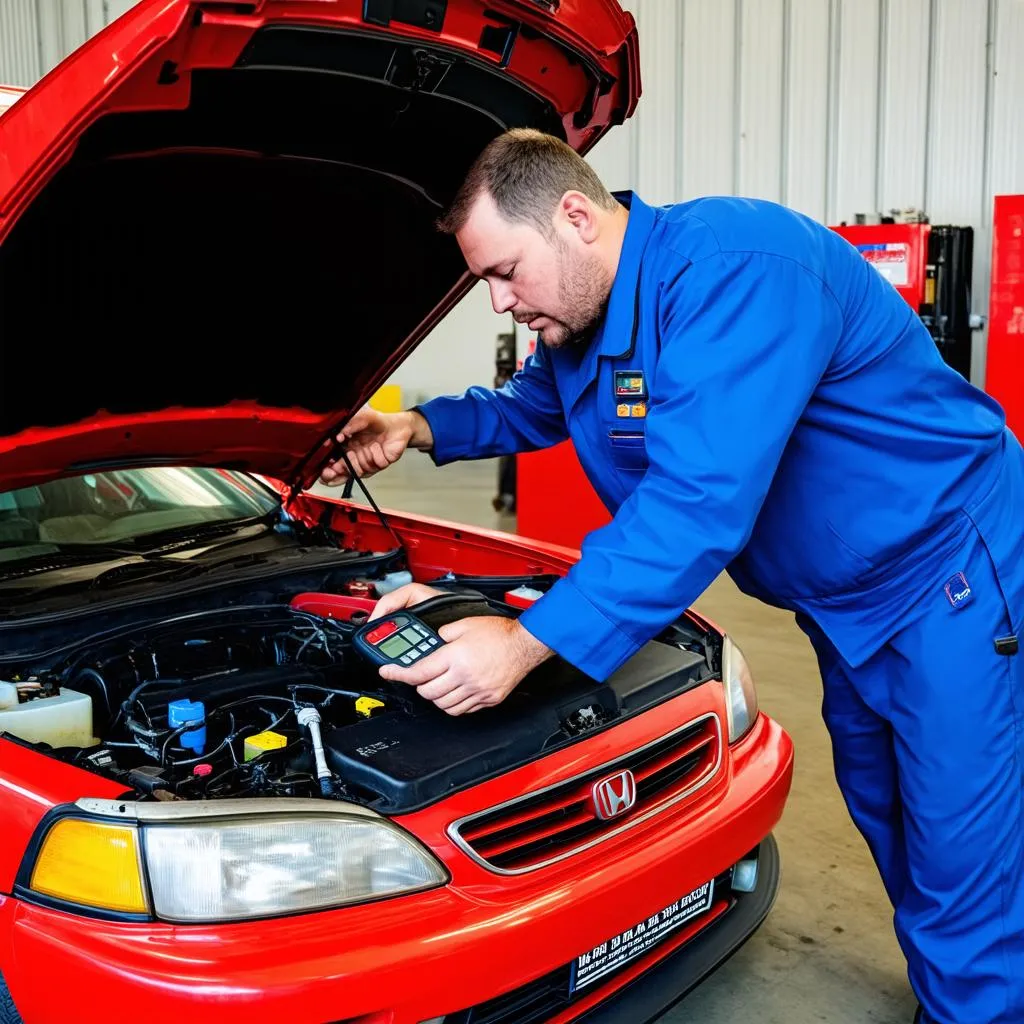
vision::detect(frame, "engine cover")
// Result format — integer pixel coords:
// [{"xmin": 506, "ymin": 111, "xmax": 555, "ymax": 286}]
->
[{"xmin": 324, "ymin": 641, "xmax": 707, "ymax": 813}]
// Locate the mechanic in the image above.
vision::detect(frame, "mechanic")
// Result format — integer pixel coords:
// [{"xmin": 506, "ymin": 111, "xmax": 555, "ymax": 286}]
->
[{"xmin": 320, "ymin": 128, "xmax": 1024, "ymax": 1024}]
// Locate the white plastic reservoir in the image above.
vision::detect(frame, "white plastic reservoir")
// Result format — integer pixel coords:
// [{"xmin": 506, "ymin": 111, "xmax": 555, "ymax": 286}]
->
[{"xmin": 0, "ymin": 688, "xmax": 94, "ymax": 747}]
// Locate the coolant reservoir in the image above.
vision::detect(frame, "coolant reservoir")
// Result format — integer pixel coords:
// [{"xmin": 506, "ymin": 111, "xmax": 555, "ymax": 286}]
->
[
  {"xmin": 0, "ymin": 682, "xmax": 17, "ymax": 710},
  {"xmin": 0, "ymin": 688, "xmax": 94, "ymax": 747}
]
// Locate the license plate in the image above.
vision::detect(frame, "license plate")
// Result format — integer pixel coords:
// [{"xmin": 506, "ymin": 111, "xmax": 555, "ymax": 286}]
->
[{"xmin": 569, "ymin": 879, "xmax": 715, "ymax": 994}]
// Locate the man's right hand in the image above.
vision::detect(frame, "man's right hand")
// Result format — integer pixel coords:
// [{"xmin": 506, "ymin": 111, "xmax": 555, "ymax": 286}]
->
[{"xmin": 319, "ymin": 406, "xmax": 434, "ymax": 486}]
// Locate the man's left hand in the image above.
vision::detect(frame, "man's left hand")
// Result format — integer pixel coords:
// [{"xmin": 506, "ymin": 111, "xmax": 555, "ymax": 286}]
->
[{"xmin": 379, "ymin": 615, "xmax": 553, "ymax": 715}]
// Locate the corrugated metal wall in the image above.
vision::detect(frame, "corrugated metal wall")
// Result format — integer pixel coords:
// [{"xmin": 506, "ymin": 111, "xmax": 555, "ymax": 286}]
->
[
  {"xmin": 0, "ymin": 0, "xmax": 109, "ymax": 88},
  {"xmin": 587, "ymin": 0, "xmax": 1024, "ymax": 384},
  {"xmin": 1, "ymin": 0, "xmax": 1020, "ymax": 384}
]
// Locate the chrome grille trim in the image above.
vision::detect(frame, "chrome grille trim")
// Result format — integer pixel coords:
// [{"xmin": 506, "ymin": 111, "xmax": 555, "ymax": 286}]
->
[{"xmin": 447, "ymin": 712, "xmax": 723, "ymax": 875}]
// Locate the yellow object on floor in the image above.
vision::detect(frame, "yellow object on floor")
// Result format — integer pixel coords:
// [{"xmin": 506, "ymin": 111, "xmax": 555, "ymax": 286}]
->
[{"xmin": 370, "ymin": 385, "xmax": 402, "ymax": 413}]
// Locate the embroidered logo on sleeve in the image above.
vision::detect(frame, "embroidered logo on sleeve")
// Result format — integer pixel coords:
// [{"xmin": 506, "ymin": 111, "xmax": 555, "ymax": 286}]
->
[{"xmin": 944, "ymin": 572, "xmax": 973, "ymax": 610}]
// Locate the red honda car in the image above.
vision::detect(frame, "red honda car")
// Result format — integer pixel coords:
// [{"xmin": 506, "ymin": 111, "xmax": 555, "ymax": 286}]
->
[{"xmin": 0, "ymin": 2, "xmax": 793, "ymax": 1022}]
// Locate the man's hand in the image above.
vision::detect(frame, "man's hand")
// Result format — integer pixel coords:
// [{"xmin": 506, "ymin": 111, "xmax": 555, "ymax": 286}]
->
[
  {"xmin": 382, "ymin": 616, "xmax": 552, "ymax": 715},
  {"xmin": 319, "ymin": 405, "xmax": 434, "ymax": 486},
  {"xmin": 367, "ymin": 582, "xmax": 553, "ymax": 715}
]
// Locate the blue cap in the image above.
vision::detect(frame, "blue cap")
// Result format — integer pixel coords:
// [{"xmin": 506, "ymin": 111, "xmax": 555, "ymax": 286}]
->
[{"xmin": 167, "ymin": 699, "xmax": 206, "ymax": 755}]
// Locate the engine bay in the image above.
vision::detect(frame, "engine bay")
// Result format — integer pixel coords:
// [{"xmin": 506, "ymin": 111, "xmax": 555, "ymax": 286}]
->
[{"xmin": 0, "ymin": 576, "xmax": 718, "ymax": 814}]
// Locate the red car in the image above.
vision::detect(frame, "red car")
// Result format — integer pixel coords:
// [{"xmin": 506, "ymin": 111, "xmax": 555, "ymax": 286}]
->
[{"xmin": 0, "ymin": 2, "xmax": 793, "ymax": 1022}]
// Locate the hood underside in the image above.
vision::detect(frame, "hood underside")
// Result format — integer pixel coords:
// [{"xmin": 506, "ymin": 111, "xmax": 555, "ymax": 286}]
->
[{"xmin": 0, "ymin": 1, "xmax": 639, "ymax": 493}]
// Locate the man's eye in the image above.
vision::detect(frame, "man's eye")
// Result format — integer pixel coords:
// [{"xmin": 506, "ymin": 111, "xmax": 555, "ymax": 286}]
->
[{"xmin": 502, "ymin": 266, "xmax": 516, "ymax": 280}]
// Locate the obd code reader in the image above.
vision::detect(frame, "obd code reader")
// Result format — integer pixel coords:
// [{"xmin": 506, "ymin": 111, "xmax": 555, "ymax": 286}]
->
[{"xmin": 354, "ymin": 611, "xmax": 445, "ymax": 668}]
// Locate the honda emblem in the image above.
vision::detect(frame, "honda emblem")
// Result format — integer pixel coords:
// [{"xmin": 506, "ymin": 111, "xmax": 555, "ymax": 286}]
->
[{"xmin": 590, "ymin": 770, "xmax": 637, "ymax": 821}]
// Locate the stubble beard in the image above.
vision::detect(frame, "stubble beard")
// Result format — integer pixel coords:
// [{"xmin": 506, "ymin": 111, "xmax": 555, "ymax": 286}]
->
[{"xmin": 536, "ymin": 239, "xmax": 611, "ymax": 350}]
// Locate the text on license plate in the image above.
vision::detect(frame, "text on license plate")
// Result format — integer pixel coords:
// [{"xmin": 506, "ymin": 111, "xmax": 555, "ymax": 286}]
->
[{"xmin": 569, "ymin": 878, "xmax": 715, "ymax": 993}]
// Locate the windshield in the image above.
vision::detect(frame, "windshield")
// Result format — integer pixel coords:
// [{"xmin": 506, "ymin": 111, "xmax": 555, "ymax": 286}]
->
[{"xmin": 0, "ymin": 467, "xmax": 278, "ymax": 557}]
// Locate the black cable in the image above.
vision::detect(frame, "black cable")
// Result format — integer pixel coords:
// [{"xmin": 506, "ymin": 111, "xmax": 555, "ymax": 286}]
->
[
  {"xmin": 166, "ymin": 736, "xmax": 233, "ymax": 769},
  {"xmin": 198, "ymin": 719, "xmax": 304, "ymax": 795},
  {"xmin": 288, "ymin": 684, "xmax": 367, "ymax": 701},
  {"xmin": 72, "ymin": 667, "xmax": 113, "ymax": 721},
  {"xmin": 334, "ymin": 447, "xmax": 405, "ymax": 555},
  {"xmin": 213, "ymin": 695, "xmax": 296, "ymax": 714},
  {"xmin": 125, "ymin": 676, "xmax": 185, "ymax": 709},
  {"xmin": 158, "ymin": 699, "xmax": 293, "ymax": 764}
]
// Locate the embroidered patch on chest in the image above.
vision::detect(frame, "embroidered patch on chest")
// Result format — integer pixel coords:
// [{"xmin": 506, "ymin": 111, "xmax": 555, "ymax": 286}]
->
[
  {"xmin": 614, "ymin": 371, "xmax": 646, "ymax": 398},
  {"xmin": 616, "ymin": 401, "xmax": 647, "ymax": 418},
  {"xmin": 944, "ymin": 572, "xmax": 973, "ymax": 610}
]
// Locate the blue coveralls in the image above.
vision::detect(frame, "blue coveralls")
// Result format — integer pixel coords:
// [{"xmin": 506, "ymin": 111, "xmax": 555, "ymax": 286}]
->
[{"xmin": 418, "ymin": 192, "xmax": 1024, "ymax": 1024}]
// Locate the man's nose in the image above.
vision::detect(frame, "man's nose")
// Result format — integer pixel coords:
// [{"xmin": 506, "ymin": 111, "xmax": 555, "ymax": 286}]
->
[{"xmin": 489, "ymin": 280, "xmax": 516, "ymax": 315}]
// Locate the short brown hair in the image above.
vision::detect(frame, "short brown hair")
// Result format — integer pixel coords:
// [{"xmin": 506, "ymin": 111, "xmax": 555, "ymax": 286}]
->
[{"xmin": 436, "ymin": 128, "xmax": 618, "ymax": 236}]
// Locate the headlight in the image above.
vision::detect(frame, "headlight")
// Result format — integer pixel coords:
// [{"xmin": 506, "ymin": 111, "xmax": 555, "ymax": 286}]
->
[
  {"xmin": 24, "ymin": 799, "xmax": 447, "ymax": 922},
  {"xmin": 722, "ymin": 635, "xmax": 759, "ymax": 743}
]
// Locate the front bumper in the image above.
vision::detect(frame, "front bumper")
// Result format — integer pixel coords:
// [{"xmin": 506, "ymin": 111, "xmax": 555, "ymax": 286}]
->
[
  {"xmin": 574, "ymin": 834, "xmax": 779, "ymax": 1024},
  {"xmin": 0, "ymin": 715, "xmax": 791, "ymax": 1024},
  {"xmin": 441, "ymin": 834, "xmax": 780, "ymax": 1024}
]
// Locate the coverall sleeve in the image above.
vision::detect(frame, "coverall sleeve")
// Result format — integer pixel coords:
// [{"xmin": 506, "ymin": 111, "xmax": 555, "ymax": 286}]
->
[
  {"xmin": 415, "ymin": 340, "xmax": 568, "ymax": 463},
  {"xmin": 518, "ymin": 250, "xmax": 844, "ymax": 681}
]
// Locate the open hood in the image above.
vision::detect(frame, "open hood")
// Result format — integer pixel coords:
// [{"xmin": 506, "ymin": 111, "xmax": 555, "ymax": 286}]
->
[{"xmin": 0, "ymin": 0, "xmax": 638, "ymax": 494}]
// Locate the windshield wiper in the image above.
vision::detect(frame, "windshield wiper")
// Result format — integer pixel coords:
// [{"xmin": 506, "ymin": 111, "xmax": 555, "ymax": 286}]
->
[
  {"xmin": 0, "ymin": 539, "xmax": 200, "ymax": 581},
  {"xmin": 89, "ymin": 550, "xmax": 277, "ymax": 588},
  {"xmin": 0, "ymin": 551, "xmax": 273, "ymax": 609},
  {"xmin": 128, "ymin": 508, "xmax": 284, "ymax": 552},
  {"xmin": 87, "ymin": 560, "xmax": 205, "ymax": 589},
  {"xmin": 0, "ymin": 547, "xmax": 142, "ymax": 581}
]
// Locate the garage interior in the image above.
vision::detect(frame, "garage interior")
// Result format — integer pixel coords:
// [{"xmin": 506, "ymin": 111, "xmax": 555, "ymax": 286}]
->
[{"xmin": 1, "ymin": 0, "xmax": 1022, "ymax": 1022}]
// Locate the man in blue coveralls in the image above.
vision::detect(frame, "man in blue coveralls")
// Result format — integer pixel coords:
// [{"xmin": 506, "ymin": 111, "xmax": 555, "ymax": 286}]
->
[{"xmin": 320, "ymin": 129, "xmax": 1024, "ymax": 1023}]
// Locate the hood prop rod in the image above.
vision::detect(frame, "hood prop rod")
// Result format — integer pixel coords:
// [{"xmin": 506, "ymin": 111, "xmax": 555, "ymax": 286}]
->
[{"xmin": 333, "ymin": 447, "xmax": 406, "ymax": 559}]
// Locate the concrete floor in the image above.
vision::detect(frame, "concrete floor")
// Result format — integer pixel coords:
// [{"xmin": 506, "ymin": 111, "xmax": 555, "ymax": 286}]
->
[{"xmin": 313, "ymin": 456, "xmax": 920, "ymax": 1023}]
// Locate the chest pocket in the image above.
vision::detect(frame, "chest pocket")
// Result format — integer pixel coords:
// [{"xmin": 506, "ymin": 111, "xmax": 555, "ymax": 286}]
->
[{"xmin": 608, "ymin": 429, "xmax": 649, "ymax": 472}]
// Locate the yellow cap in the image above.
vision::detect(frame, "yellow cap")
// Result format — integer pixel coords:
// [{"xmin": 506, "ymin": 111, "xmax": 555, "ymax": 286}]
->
[
  {"xmin": 244, "ymin": 730, "xmax": 288, "ymax": 761},
  {"xmin": 355, "ymin": 696, "xmax": 386, "ymax": 718},
  {"xmin": 31, "ymin": 818, "xmax": 148, "ymax": 914}
]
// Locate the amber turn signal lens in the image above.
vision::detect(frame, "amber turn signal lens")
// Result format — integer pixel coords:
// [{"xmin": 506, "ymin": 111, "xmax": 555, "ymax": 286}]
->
[{"xmin": 30, "ymin": 818, "xmax": 148, "ymax": 914}]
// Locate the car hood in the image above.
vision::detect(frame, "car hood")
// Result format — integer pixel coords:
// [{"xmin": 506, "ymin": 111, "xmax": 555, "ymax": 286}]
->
[{"xmin": 0, "ymin": 0, "xmax": 638, "ymax": 494}]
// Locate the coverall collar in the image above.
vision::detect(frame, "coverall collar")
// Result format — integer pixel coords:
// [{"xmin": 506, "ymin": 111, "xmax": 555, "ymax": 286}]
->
[
  {"xmin": 562, "ymin": 190, "xmax": 657, "ymax": 413},
  {"xmin": 599, "ymin": 190, "xmax": 657, "ymax": 358}
]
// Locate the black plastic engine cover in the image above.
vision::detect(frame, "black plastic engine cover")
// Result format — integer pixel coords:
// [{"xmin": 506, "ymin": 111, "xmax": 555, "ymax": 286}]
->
[{"xmin": 324, "ymin": 637, "xmax": 708, "ymax": 813}]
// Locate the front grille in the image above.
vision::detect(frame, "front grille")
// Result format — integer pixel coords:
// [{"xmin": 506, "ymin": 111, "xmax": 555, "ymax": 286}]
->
[{"xmin": 450, "ymin": 714, "xmax": 721, "ymax": 874}]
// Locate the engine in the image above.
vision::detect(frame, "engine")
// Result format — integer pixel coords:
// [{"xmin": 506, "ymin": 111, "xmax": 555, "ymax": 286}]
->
[
  {"xmin": 3, "ymin": 602, "xmax": 411, "ymax": 804},
  {"xmin": 0, "ymin": 585, "xmax": 715, "ymax": 813}
]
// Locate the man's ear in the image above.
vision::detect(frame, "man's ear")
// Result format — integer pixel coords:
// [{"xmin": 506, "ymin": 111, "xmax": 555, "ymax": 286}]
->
[{"xmin": 558, "ymin": 191, "xmax": 599, "ymax": 243}]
